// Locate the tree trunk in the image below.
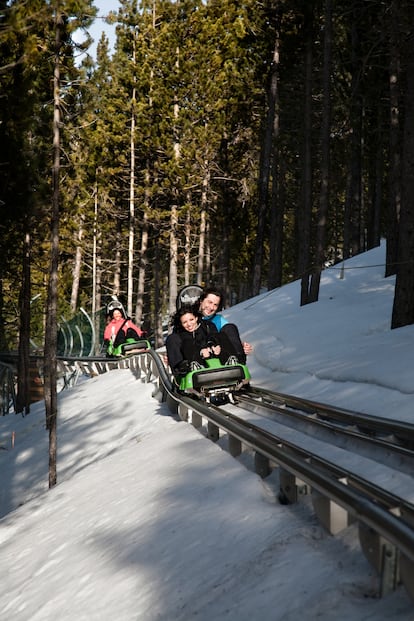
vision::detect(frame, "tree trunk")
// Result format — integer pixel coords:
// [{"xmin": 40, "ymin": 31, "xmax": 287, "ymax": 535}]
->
[
  {"xmin": 135, "ymin": 209, "xmax": 148, "ymax": 325},
  {"xmin": 94, "ymin": 238, "xmax": 102, "ymax": 355},
  {"xmin": 184, "ymin": 205, "xmax": 191, "ymax": 285},
  {"xmin": 169, "ymin": 45, "xmax": 180, "ymax": 314},
  {"xmin": 267, "ymin": 6, "xmax": 282, "ymax": 291},
  {"xmin": 391, "ymin": 10, "xmax": 414, "ymax": 329},
  {"xmin": 135, "ymin": 169, "xmax": 151, "ymax": 327},
  {"xmin": 366, "ymin": 104, "xmax": 383, "ymax": 251},
  {"xmin": 268, "ymin": 156, "xmax": 284, "ymax": 290},
  {"xmin": 127, "ymin": 82, "xmax": 136, "ymax": 318},
  {"xmin": 221, "ymin": 191, "xmax": 231, "ymax": 304},
  {"xmin": 44, "ymin": 8, "xmax": 63, "ymax": 488},
  {"xmin": 114, "ymin": 220, "xmax": 122, "ymax": 295},
  {"xmin": 343, "ymin": 10, "xmax": 363, "ymax": 259},
  {"xmin": 308, "ymin": 0, "xmax": 332, "ymax": 303},
  {"xmin": 252, "ymin": 13, "xmax": 280, "ymax": 296},
  {"xmin": 169, "ymin": 204, "xmax": 178, "ymax": 316},
  {"xmin": 16, "ymin": 229, "xmax": 31, "ymax": 415},
  {"xmin": 205, "ymin": 220, "xmax": 211, "ymax": 284},
  {"xmin": 197, "ymin": 166, "xmax": 208, "ymax": 285},
  {"xmin": 152, "ymin": 234, "xmax": 164, "ymax": 348},
  {"xmin": 0, "ymin": 279, "xmax": 7, "ymax": 352},
  {"xmin": 217, "ymin": 135, "xmax": 231, "ymax": 298},
  {"xmin": 90, "ymin": 183, "xmax": 103, "ymax": 354},
  {"xmin": 386, "ymin": 1, "xmax": 402, "ymax": 277},
  {"xmin": 70, "ymin": 216, "xmax": 83, "ymax": 314},
  {"xmin": 298, "ymin": 4, "xmax": 313, "ymax": 305},
  {"xmin": 92, "ymin": 187, "xmax": 98, "ymax": 317}
]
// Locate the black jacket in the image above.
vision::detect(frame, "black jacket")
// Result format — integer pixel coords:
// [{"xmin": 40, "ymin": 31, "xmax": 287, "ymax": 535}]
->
[{"xmin": 174, "ymin": 320, "xmax": 218, "ymax": 365}]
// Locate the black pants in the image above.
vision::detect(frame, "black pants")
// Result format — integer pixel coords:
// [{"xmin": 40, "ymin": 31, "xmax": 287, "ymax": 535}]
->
[
  {"xmin": 166, "ymin": 332, "xmax": 205, "ymax": 372},
  {"xmin": 221, "ymin": 323, "xmax": 246, "ymax": 364}
]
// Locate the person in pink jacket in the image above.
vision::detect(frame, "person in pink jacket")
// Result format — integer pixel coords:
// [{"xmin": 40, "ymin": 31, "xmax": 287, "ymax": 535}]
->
[{"xmin": 103, "ymin": 306, "xmax": 143, "ymax": 354}]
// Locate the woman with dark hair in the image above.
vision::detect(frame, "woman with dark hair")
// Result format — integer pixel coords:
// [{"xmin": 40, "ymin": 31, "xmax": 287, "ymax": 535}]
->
[{"xmin": 166, "ymin": 306, "xmax": 239, "ymax": 380}]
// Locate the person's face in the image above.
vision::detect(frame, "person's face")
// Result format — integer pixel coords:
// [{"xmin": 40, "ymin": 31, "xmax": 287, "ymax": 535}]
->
[
  {"xmin": 200, "ymin": 293, "xmax": 221, "ymax": 317},
  {"xmin": 112, "ymin": 309, "xmax": 123, "ymax": 320},
  {"xmin": 180, "ymin": 312, "xmax": 198, "ymax": 332}
]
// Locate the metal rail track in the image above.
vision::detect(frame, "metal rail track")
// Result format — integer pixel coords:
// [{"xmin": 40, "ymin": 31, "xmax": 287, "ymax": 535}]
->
[
  {"xmin": 233, "ymin": 390, "xmax": 414, "ymax": 474},
  {"xmin": 244, "ymin": 386, "xmax": 414, "ymax": 448}
]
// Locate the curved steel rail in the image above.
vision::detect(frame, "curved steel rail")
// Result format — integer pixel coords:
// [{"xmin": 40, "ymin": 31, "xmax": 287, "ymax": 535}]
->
[
  {"xmin": 246, "ymin": 386, "xmax": 414, "ymax": 447},
  {"xmin": 234, "ymin": 391, "xmax": 414, "ymax": 470}
]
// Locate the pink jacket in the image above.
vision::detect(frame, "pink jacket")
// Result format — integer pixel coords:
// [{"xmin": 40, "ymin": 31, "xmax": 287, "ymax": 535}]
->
[{"xmin": 103, "ymin": 317, "xmax": 143, "ymax": 343}]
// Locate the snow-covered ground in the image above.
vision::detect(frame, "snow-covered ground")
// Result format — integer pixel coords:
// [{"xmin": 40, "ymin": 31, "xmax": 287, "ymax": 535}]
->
[{"xmin": 1, "ymin": 242, "xmax": 413, "ymax": 620}]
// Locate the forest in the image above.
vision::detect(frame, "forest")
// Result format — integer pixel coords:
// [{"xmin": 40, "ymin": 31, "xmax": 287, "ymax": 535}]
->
[{"xmin": 1, "ymin": 0, "xmax": 414, "ymax": 359}]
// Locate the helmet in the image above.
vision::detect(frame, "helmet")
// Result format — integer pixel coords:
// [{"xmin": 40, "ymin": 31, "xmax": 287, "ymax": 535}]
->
[
  {"xmin": 106, "ymin": 297, "xmax": 127, "ymax": 318},
  {"xmin": 176, "ymin": 284, "xmax": 203, "ymax": 311}
]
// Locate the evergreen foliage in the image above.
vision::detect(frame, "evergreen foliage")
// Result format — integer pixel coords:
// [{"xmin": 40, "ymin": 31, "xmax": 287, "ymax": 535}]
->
[{"xmin": 1, "ymin": 0, "xmax": 414, "ymax": 354}]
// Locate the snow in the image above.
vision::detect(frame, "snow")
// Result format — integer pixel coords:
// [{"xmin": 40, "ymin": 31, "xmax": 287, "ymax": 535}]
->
[{"xmin": 1, "ymin": 241, "xmax": 413, "ymax": 620}]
